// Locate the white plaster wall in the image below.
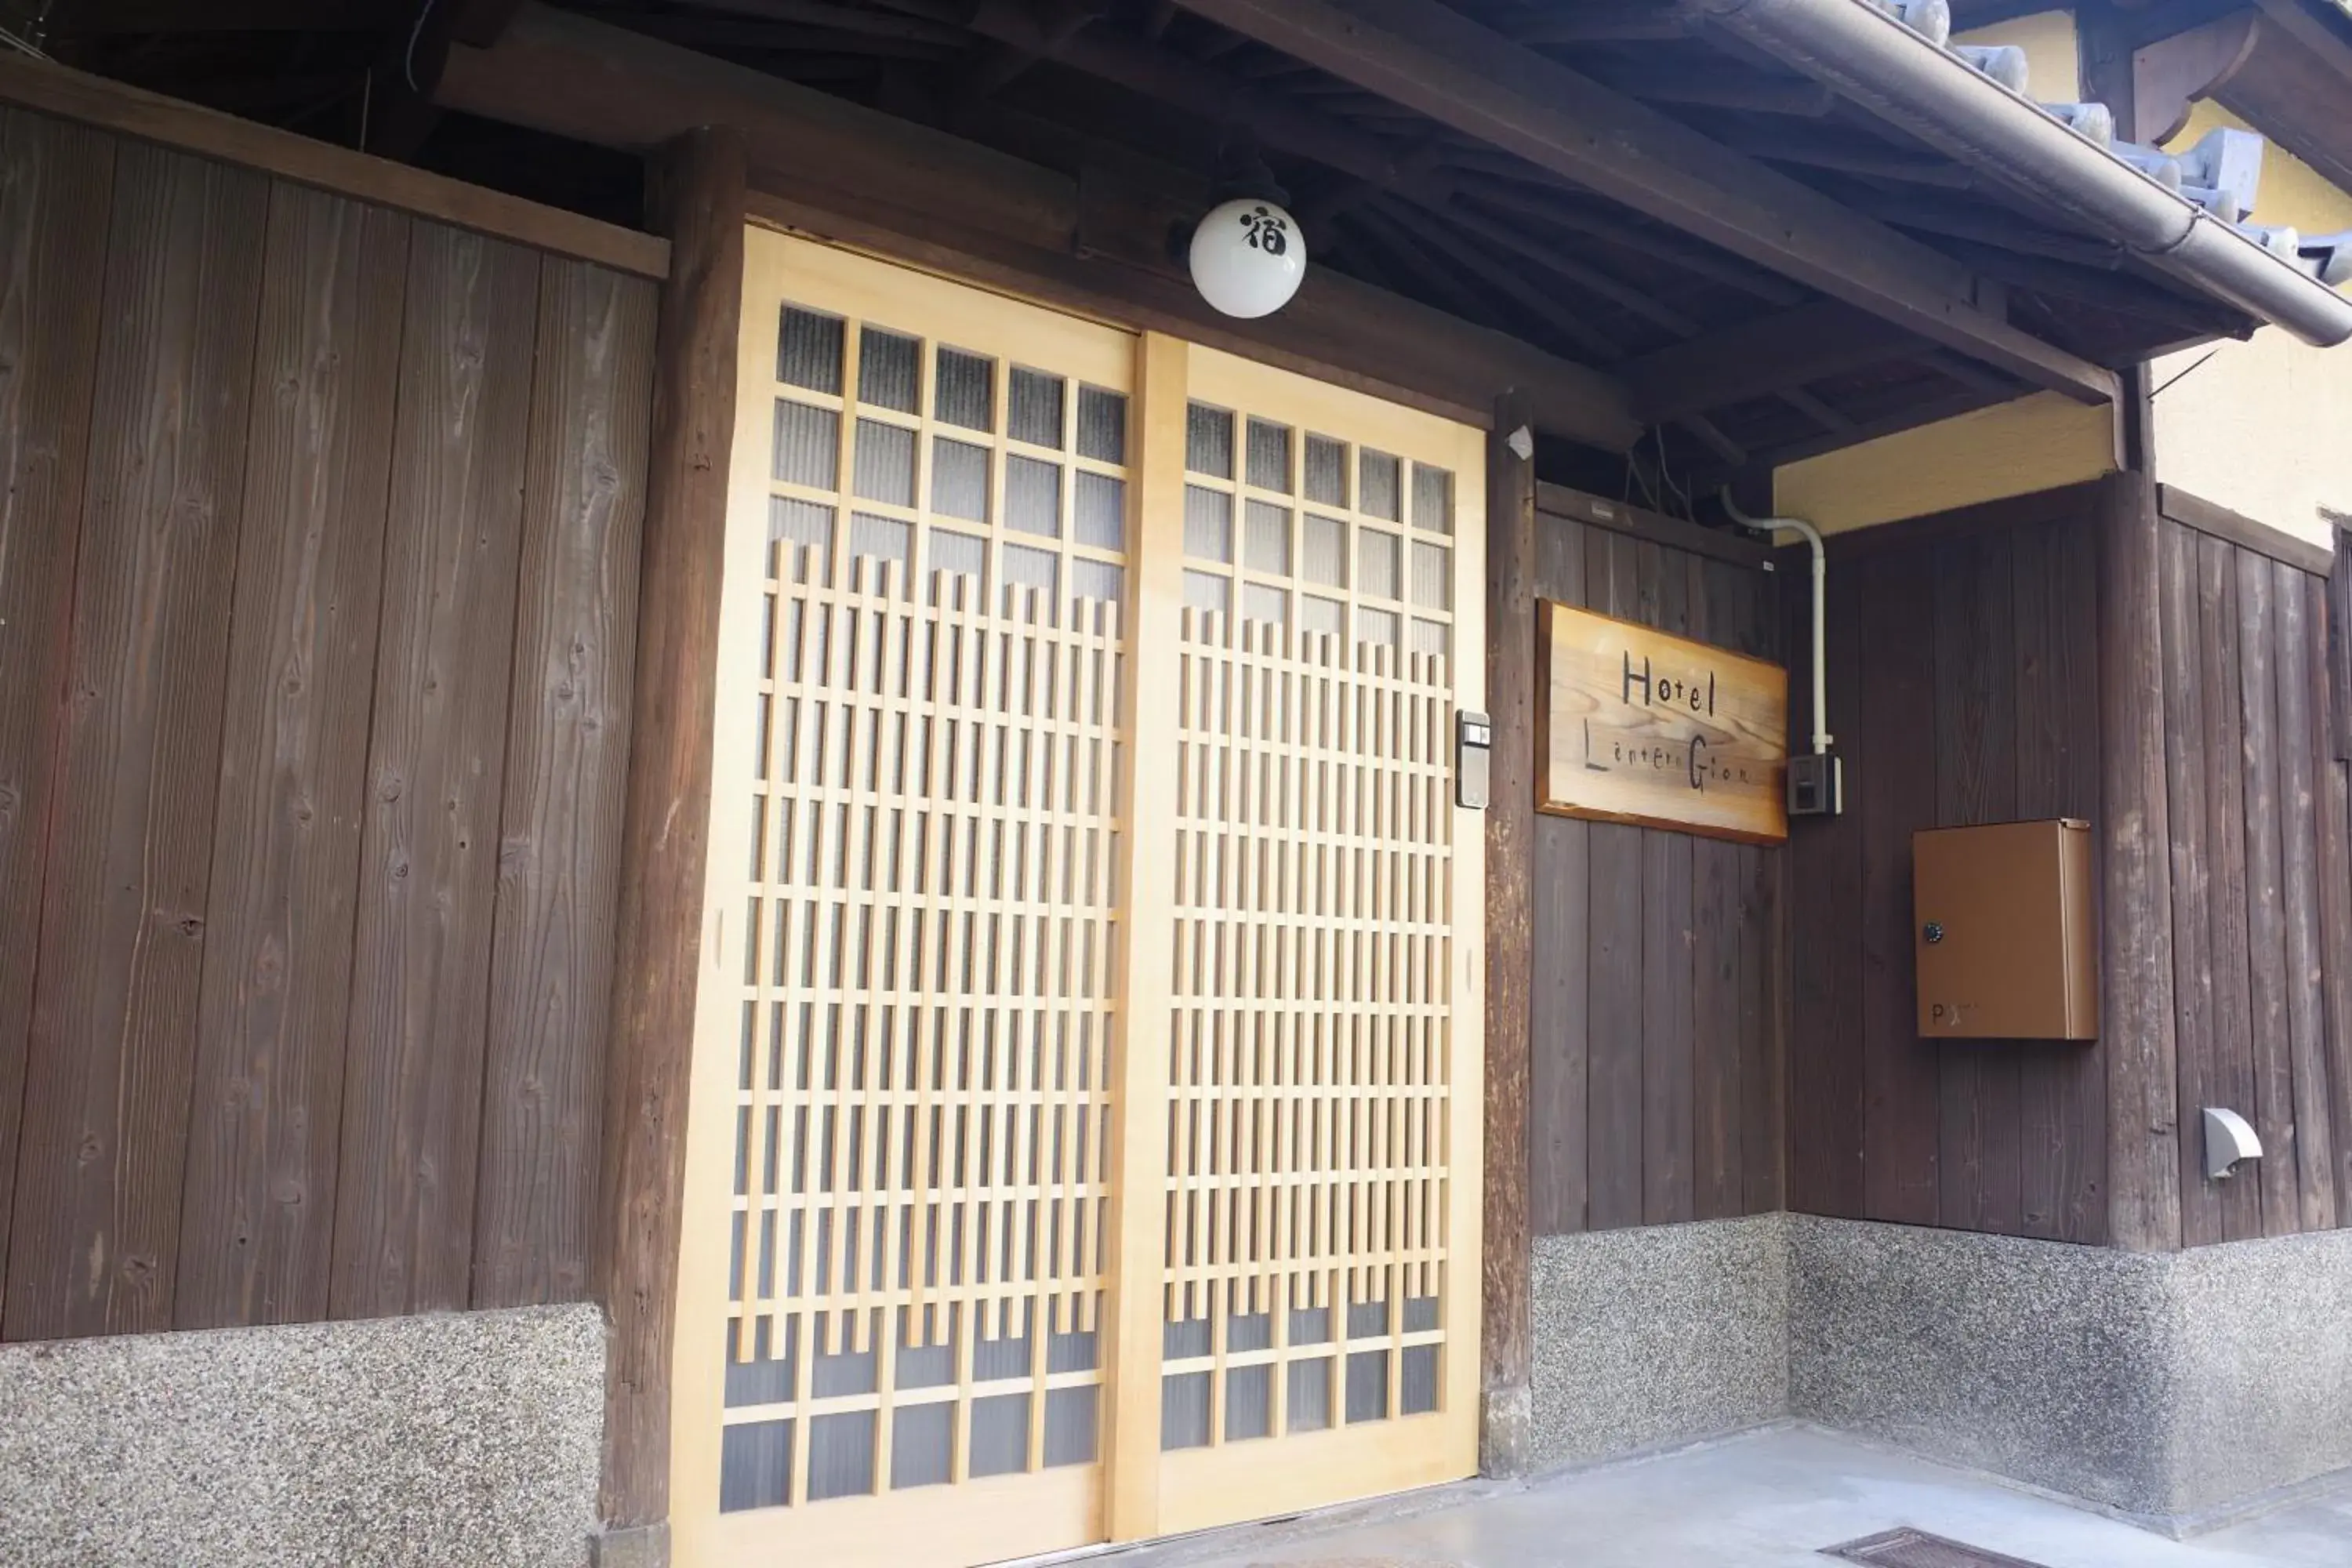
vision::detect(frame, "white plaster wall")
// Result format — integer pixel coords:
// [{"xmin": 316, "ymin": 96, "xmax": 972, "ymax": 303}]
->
[{"xmin": 2150, "ymin": 105, "xmax": 2352, "ymax": 552}]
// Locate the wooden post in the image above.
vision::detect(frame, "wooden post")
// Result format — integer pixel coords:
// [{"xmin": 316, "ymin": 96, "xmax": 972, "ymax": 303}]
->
[
  {"xmin": 2097, "ymin": 466, "xmax": 2183, "ymax": 1252},
  {"xmin": 1100, "ymin": 330, "xmax": 1188, "ymax": 1542},
  {"xmin": 1480, "ymin": 390, "xmax": 1536, "ymax": 1475},
  {"xmin": 593, "ymin": 125, "xmax": 746, "ymax": 1566}
]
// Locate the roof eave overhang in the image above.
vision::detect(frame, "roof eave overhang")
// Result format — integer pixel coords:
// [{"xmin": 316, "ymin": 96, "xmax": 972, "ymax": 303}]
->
[{"xmin": 1697, "ymin": 0, "xmax": 2352, "ymax": 347}]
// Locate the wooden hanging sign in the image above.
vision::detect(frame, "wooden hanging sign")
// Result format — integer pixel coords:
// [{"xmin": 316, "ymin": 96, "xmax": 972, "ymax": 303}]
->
[{"xmin": 1537, "ymin": 601, "xmax": 1789, "ymax": 844}]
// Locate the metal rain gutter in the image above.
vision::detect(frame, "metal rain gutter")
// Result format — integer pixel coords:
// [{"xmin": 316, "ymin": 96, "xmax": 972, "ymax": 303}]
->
[{"xmin": 1695, "ymin": 0, "xmax": 2352, "ymax": 347}]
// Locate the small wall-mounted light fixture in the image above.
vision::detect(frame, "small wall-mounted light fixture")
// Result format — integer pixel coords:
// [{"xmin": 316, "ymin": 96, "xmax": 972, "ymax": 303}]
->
[
  {"xmin": 2204, "ymin": 1107, "xmax": 2263, "ymax": 1181},
  {"xmin": 1186, "ymin": 151, "xmax": 1305, "ymax": 320}
]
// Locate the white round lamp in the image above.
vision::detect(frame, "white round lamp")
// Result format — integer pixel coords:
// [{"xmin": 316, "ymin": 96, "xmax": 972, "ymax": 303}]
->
[{"xmin": 1189, "ymin": 198, "xmax": 1307, "ymax": 319}]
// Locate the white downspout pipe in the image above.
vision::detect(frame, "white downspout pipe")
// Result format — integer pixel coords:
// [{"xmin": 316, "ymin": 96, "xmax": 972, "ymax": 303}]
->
[{"xmin": 1721, "ymin": 488, "xmax": 1831, "ymax": 757}]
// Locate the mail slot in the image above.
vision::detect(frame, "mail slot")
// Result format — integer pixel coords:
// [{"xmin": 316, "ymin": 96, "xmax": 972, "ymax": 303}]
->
[{"xmin": 1913, "ymin": 818, "xmax": 2098, "ymax": 1041}]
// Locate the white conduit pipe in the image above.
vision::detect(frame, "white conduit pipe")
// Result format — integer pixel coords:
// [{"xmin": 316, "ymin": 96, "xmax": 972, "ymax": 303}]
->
[{"xmin": 1721, "ymin": 488, "xmax": 1831, "ymax": 757}]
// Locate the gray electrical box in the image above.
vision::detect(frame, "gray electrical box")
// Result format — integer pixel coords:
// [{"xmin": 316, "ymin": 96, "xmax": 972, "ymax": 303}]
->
[{"xmin": 1788, "ymin": 752, "xmax": 1843, "ymax": 817}]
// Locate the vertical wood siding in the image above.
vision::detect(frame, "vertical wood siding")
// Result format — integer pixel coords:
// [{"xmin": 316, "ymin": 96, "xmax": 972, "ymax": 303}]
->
[
  {"xmin": 332, "ymin": 225, "xmax": 543, "ymax": 1319},
  {"xmin": 2158, "ymin": 521, "xmax": 2347, "ymax": 1244},
  {"xmin": 0, "ymin": 109, "xmax": 655, "ymax": 1338},
  {"xmin": 9, "ymin": 142, "xmax": 271, "ymax": 1339},
  {"xmin": 176, "ymin": 187, "xmax": 410, "ymax": 1330},
  {"xmin": 1785, "ymin": 494, "xmax": 2107, "ymax": 1243},
  {"xmin": 1528, "ymin": 510, "xmax": 1785, "ymax": 1235},
  {"xmin": 474, "ymin": 259, "xmax": 654, "ymax": 1308},
  {"xmin": 1784, "ymin": 485, "xmax": 2350, "ymax": 1247},
  {"xmin": 0, "ymin": 109, "xmax": 115, "ymax": 1331}
]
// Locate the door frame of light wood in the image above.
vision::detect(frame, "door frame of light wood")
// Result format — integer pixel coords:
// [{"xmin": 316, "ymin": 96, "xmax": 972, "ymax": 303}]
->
[{"xmin": 671, "ymin": 227, "xmax": 1486, "ymax": 1568}]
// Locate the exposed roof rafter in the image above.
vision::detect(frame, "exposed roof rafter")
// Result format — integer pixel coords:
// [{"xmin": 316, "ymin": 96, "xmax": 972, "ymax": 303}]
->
[{"xmin": 1166, "ymin": 0, "xmax": 2122, "ymax": 403}]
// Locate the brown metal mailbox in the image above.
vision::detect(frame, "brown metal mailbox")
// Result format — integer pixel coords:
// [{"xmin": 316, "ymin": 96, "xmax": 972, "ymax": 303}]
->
[{"xmin": 1913, "ymin": 818, "xmax": 2099, "ymax": 1041}]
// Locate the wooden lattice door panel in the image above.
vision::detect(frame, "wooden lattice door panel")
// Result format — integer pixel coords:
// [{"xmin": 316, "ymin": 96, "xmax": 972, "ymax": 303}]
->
[
  {"xmin": 1138, "ymin": 347, "xmax": 1486, "ymax": 1535},
  {"xmin": 672, "ymin": 230, "xmax": 1137, "ymax": 1568},
  {"xmin": 673, "ymin": 237, "xmax": 1485, "ymax": 1568}
]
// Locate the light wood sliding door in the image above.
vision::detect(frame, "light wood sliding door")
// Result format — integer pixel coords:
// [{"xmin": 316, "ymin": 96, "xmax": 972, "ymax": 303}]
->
[
  {"xmin": 1130, "ymin": 344, "xmax": 1486, "ymax": 1537},
  {"xmin": 672, "ymin": 227, "xmax": 1484, "ymax": 1568}
]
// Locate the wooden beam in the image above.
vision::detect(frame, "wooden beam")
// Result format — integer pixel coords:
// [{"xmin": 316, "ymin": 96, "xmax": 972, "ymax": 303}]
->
[
  {"xmin": 1481, "ymin": 387, "xmax": 1537, "ymax": 1479},
  {"xmin": 1678, "ymin": 412, "xmax": 1748, "ymax": 467},
  {"xmin": 450, "ymin": 0, "xmax": 530, "ymax": 48},
  {"xmin": 1537, "ymin": 481, "xmax": 1777, "ymax": 568},
  {"xmin": 958, "ymin": 0, "xmax": 1105, "ymax": 103},
  {"xmin": 2129, "ymin": 9, "xmax": 2259, "ymax": 144},
  {"xmin": 1918, "ymin": 348, "xmax": 2013, "ymax": 395},
  {"xmin": 1361, "ymin": 201, "xmax": 1625, "ymax": 361},
  {"xmin": 2158, "ymin": 483, "xmax": 2337, "ymax": 576},
  {"xmin": 971, "ymin": 0, "xmax": 1827, "ymax": 346},
  {"xmin": 1620, "ymin": 299, "xmax": 1921, "ymax": 422},
  {"xmin": 1842, "ymin": 191, "xmax": 2128, "ymax": 270},
  {"xmin": 1428, "ymin": 199, "xmax": 1699, "ymax": 336},
  {"xmin": 2205, "ymin": 0, "xmax": 2352, "ymax": 197},
  {"xmin": 1168, "ymin": 0, "xmax": 2121, "ymax": 405},
  {"xmin": 596, "ymin": 125, "xmax": 746, "ymax": 1552},
  {"xmin": 1449, "ymin": 172, "xmax": 1807, "ymax": 307},
  {"xmin": 440, "ymin": 4, "xmax": 1644, "ymax": 448},
  {"xmin": 967, "ymin": 0, "xmax": 1416, "ymax": 191},
  {"xmin": 972, "ymin": 1, "xmax": 1704, "ymax": 342},
  {"xmin": 1510, "ymin": 0, "xmax": 1693, "ymax": 45},
  {"xmin": 1711, "ymin": 384, "xmax": 2014, "ymax": 487},
  {"xmin": 1936, "ymin": 238, "xmax": 2248, "ymax": 342},
  {"xmin": 586, "ymin": 16, "xmax": 957, "ymax": 57},
  {"xmin": 1581, "ymin": 58, "xmax": 1838, "ymax": 118},
  {"xmin": 49, "ymin": 0, "xmax": 394, "ymax": 31},
  {"xmin": 361, "ymin": 0, "xmax": 533, "ymax": 160},
  {"xmin": 0, "ymin": 47, "xmax": 668, "ymax": 277},
  {"xmin": 1722, "ymin": 118, "xmax": 1979, "ymax": 190},
  {"xmin": 2097, "ymin": 467, "xmax": 2184, "ymax": 1251},
  {"xmin": 1777, "ymin": 386, "xmax": 1854, "ymax": 434},
  {"xmin": 662, "ymin": 0, "xmax": 971, "ymax": 46}
]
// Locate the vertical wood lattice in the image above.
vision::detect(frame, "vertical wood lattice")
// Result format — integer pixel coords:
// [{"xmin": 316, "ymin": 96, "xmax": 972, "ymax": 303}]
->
[
  {"xmin": 1146, "ymin": 347, "xmax": 1485, "ymax": 1535},
  {"xmin": 677, "ymin": 234, "xmax": 1133, "ymax": 1566},
  {"xmin": 673, "ymin": 235, "xmax": 1484, "ymax": 1568}
]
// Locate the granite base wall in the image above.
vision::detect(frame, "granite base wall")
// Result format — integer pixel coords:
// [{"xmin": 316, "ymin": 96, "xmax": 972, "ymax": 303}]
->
[
  {"xmin": 1528, "ymin": 1214, "xmax": 2352, "ymax": 1528},
  {"xmin": 0, "ymin": 1304, "xmax": 604, "ymax": 1568},
  {"xmin": 1789, "ymin": 1216, "xmax": 2352, "ymax": 1524},
  {"xmin": 1530, "ymin": 1215, "xmax": 1791, "ymax": 1469}
]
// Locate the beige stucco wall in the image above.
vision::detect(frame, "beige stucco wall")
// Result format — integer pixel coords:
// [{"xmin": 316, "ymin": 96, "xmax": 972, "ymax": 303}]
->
[
  {"xmin": 1773, "ymin": 392, "xmax": 2115, "ymax": 534},
  {"xmin": 2148, "ymin": 103, "xmax": 2352, "ymax": 550}
]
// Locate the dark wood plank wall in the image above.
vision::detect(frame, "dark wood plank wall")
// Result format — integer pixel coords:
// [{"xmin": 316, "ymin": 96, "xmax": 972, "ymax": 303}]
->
[
  {"xmin": 0, "ymin": 108, "xmax": 114, "ymax": 1330},
  {"xmin": 2158, "ymin": 517, "xmax": 2347, "ymax": 1245},
  {"xmin": 476, "ymin": 258, "xmax": 655, "ymax": 1310},
  {"xmin": 176, "ymin": 184, "xmax": 410, "ymax": 1330},
  {"xmin": 1527, "ymin": 506, "xmax": 1785, "ymax": 1235},
  {"xmin": 11, "ymin": 139, "xmax": 272, "ymax": 1339},
  {"xmin": 2324, "ymin": 539, "xmax": 2352, "ymax": 1222},
  {"xmin": 331, "ymin": 223, "xmax": 543, "ymax": 1320},
  {"xmin": 1785, "ymin": 487, "xmax": 2108, "ymax": 1243},
  {"xmin": 1784, "ymin": 485, "xmax": 2352, "ymax": 1247},
  {"xmin": 0, "ymin": 107, "xmax": 656, "ymax": 1340}
]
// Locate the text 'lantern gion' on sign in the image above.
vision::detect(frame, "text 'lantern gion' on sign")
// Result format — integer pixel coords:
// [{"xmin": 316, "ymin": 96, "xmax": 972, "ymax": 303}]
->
[{"xmin": 1537, "ymin": 601, "xmax": 1789, "ymax": 844}]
